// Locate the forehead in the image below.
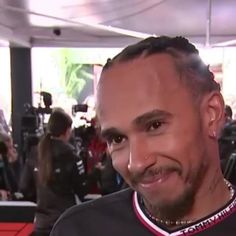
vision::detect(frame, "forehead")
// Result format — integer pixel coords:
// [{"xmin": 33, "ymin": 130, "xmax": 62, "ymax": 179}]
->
[{"xmin": 97, "ymin": 54, "xmax": 192, "ymax": 128}]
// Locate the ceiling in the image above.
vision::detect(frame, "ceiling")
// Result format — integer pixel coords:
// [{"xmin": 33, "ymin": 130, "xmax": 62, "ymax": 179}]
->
[{"xmin": 0, "ymin": 0, "xmax": 236, "ymax": 48}]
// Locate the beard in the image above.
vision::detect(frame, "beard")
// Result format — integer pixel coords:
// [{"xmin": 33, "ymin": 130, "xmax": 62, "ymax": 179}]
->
[
  {"xmin": 139, "ymin": 160, "xmax": 208, "ymax": 221},
  {"xmin": 143, "ymin": 183, "xmax": 195, "ymax": 221}
]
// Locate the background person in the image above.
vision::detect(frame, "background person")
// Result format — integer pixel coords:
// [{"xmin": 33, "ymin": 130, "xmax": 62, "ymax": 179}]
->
[
  {"xmin": 224, "ymin": 105, "xmax": 233, "ymax": 124},
  {"xmin": 20, "ymin": 109, "xmax": 88, "ymax": 236},
  {"xmin": 0, "ymin": 131, "xmax": 21, "ymax": 199},
  {"xmin": 219, "ymin": 105, "xmax": 236, "ymax": 184}
]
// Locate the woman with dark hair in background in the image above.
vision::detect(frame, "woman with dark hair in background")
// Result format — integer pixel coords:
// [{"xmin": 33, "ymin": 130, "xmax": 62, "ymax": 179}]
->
[{"xmin": 20, "ymin": 109, "xmax": 88, "ymax": 236}]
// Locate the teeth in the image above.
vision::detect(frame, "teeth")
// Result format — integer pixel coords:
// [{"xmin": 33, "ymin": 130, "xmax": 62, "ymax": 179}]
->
[{"xmin": 141, "ymin": 169, "xmax": 172, "ymax": 185}]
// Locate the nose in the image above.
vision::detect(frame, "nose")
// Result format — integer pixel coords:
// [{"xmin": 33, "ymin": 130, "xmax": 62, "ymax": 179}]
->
[{"xmin": 128, "ymin": 136, "xmax": 156, "ymax": 175}]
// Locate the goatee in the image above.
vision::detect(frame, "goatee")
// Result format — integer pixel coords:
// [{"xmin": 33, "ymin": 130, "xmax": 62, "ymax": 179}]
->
[{"xmin": 143, "ymin": 186, "xmax": 195, "ymax": 221}]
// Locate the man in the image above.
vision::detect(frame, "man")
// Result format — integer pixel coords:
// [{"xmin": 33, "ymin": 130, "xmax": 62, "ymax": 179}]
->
[{"xmin": 50, "ymin": 36, "xmax": 236, "ymax": 236}]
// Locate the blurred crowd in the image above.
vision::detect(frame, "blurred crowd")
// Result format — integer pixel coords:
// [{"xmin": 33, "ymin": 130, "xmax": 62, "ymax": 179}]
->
[{"xmin": 0, "ymin": 108, "xmax": 126, "ymax": 235}]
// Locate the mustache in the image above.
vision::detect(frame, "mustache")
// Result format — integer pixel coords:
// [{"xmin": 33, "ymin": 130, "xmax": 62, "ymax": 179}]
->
[{"xmin": 130, "ymin": 166, "xmax": 182, "ymax": 184}]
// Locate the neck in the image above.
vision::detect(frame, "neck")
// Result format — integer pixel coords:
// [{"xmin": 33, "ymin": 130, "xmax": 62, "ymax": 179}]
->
[
  {"xmin": 185, "ymin": 175, "xmax": 232, "ymax": 220},
  {"xmin": 142, "ymin": 176, "xmax": 234, "ymax": 227}
]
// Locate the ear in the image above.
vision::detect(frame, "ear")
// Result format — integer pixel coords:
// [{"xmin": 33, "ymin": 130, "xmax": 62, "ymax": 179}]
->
[{"xmin": 202, "ymin": 91, "xmax": 225, "ymax": 139}]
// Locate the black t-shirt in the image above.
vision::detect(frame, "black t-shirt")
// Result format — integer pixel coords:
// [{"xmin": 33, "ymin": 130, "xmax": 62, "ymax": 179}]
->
[{"xmin": 50, "ymin": 188, "xmax": 236, "ymax": 236}]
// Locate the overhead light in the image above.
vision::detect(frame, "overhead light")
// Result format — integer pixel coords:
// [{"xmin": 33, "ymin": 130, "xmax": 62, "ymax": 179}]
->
[{"xmin": 213, "ymin": 39, "xmax": 236, "ymax": 47}]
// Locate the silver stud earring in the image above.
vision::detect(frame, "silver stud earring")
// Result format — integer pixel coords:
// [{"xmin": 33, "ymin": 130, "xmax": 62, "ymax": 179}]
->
[{"xmin": 210, "ymin": 130, "xmax": 217, "ymax": 138}]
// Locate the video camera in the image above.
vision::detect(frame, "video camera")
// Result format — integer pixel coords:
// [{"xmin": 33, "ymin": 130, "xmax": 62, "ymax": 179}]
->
[
  {"xmin": 21, "ymin": 92, "xmax": 53, "ymax": 134},
  {"xmin": 72, "ymin": 104, "xmax": 88, "ymax": 116},
  {"xmin": 20, "ymin": 92, "xmax": 53, "ymax": 162}
]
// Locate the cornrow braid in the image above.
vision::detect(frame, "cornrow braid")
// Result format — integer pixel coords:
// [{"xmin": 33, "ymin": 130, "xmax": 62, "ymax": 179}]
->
[{"xmin": 102, "ymin": 36, "xmax": 220, "ymax": 102}]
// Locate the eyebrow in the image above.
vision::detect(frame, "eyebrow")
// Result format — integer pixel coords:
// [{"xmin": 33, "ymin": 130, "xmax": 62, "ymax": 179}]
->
[
  {"xmin": 100, "ymin": 127, "xmax": 124, "ymax": 140},
  {"xmin": 132, "ymin": 109, "xmax": 172, "ymax": 127},
  {"xmin": 100, "ymin": 109, "xmax": 171, "ymax": 139}
]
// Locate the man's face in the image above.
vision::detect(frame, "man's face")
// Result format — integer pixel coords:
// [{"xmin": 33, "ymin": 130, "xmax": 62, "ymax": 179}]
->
[{"xmin": 97, "ymin": 54, "xmax": 210, "ymax": 218}]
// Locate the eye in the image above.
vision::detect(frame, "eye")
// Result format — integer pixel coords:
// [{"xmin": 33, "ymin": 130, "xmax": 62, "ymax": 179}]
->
[
  {"xmin": 107, "ymin": 135, "xmax": 126, "ymax": 146},
  {"xmin": 147, "ymin": 120, "xmax": 162, "ymax": 131}
]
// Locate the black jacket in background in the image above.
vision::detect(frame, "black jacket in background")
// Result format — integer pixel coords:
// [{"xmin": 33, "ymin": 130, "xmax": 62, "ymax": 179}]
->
[{"xmin": 19, "ymin": 139, "xmax": 88, "ymax": 233}]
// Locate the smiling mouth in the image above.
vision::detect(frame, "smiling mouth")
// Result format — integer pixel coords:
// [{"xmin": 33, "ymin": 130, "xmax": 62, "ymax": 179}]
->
[{"xmin": 139, "ymin": 168, "xmax": 179, "ymax": 188}]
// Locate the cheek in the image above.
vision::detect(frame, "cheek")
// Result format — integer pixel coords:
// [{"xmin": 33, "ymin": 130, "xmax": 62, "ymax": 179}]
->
[
  {"xmin": 111, "ymin": 150, "xmax": 130, "ymax": 178},
  {"xmin": 169, "ymin": 132, "xmax": 206, "ymax": 175},
  {"xmin": 150, "ymin": 129, "xmax": 202, "ymax": 172}
]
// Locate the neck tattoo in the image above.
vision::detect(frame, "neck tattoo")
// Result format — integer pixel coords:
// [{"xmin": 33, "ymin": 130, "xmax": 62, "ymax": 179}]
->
[{"xmin": 142, "ymin": 179, "xmax": 235, "ymax": 226}]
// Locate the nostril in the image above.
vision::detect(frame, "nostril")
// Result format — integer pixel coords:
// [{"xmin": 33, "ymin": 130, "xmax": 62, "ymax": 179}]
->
[{"xmin": 128, "ymin": 153, "xmax": 156, "ymax": 174}]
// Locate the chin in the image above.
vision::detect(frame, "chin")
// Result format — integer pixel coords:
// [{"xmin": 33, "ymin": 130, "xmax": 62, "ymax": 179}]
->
[
  {"xmin": 143, "ymin": 187, "xmax": 195, "ymax": 221},
  {"xmin": 140, "ymin": 183, "xmax": 183, "ymax": 205}
]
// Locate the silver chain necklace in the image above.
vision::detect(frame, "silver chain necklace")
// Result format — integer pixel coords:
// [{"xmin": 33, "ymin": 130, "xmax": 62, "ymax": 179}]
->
[{"xmin": 143, "ymin": 179, "xmax": 235, "ymax": 226}]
